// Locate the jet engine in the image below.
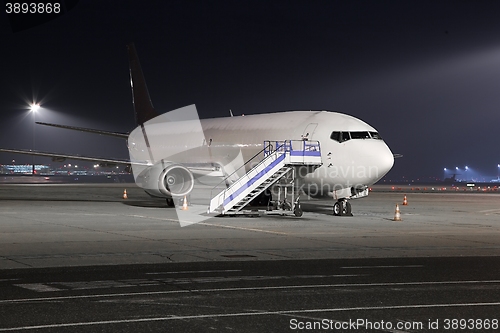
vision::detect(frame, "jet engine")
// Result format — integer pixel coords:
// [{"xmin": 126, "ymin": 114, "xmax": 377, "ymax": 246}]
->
[{"xmin": 137, "ymin": 162, "xmax": 195, "ymax": 198}]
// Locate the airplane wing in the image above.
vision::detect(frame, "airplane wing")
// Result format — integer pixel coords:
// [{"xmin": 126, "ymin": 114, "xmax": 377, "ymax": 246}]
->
[
  {"xmin": 0, "ymin": 148, "xmax": 148, "ymax": 166},
  {"xmin": 0, "ymin": 148, "xmax": 225, "ymax": 178},
  {"xmin": 36, "ymin": 122, "xmax": 128, "ymax": 139}
]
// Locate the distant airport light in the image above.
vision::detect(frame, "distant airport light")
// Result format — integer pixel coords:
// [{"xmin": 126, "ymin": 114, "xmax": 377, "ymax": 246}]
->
[
  {"xmin": 30, "ymin": 103, "xmax": 40, "ymax": 112},
  {"xmin": 465, "ymin": 166, "xmax": 469, "ymax": 170},
  {"xmin": 455, "ymin": 167, "xmax": 459, "ymax": 170},
  {"xmin": 443, "ymin": 168, "xmax": 447, "ymax": 171}
]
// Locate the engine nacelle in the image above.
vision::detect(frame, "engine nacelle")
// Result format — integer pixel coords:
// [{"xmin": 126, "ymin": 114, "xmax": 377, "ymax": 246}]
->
[{"xmin": 136, "ymin": 162, "xmax": 194, "ymax": 198}]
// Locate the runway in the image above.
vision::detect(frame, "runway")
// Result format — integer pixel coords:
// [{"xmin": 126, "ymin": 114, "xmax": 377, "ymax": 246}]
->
[{"xmin": 1, "ymin": 183, "xmax": 499, "ymax": 332}]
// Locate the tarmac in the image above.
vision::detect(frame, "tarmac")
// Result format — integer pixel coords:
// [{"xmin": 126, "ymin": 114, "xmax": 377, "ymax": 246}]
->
[{"xmin": 1, "ymin": 183, "xmax": 499, "ymax": 269}]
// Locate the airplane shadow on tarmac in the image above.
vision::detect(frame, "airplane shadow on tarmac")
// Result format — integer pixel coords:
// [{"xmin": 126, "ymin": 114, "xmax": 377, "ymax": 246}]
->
[
  {"xmin": 300, "ymin": 202, "xmax": 335, "ymax": 215},
  {"xmin": 121, "ymin": 200, "xmax": 169, "ymax": 208},
  {"xmin": 119, "ymin": 196, "xmax": 339, "ymax": 216}
]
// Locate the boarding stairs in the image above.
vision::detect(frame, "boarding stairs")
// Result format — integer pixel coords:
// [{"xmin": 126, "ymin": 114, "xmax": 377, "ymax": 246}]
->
[{"xmin": 208, "ymin": 140, "xmax": 322, "ymax": 215}]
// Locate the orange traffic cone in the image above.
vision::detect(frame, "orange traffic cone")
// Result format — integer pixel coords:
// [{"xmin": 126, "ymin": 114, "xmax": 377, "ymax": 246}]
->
[
  {"xmin": 394, "ymin": 204, "xmax": 402, "ymax": 221},
  {"xmin": 403, "ymin": 194, "xmax": 408, "ymax": 206},
  {"xmin": 123, "ymin": 189, "xmax": 128, "ymax": 199},
  {"xmin": 181, "ymin": 196, "xmax": 188, "ymax": 210}
]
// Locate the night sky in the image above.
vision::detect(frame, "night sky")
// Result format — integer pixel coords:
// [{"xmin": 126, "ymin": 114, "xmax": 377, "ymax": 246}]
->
[{"xmin": 1, "ymin": 0, "xmax": 500, "ymax": 181}]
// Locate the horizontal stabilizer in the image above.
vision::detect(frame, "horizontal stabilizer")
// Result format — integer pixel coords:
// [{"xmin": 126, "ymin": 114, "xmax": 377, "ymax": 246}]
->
[{"xmin": 36, "ymin": 122, "xmax": 128, "ymax": 139}]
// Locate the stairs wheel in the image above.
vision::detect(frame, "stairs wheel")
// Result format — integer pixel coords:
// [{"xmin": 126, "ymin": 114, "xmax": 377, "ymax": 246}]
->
[{"xmin": 294, "ymin": 206, "xmax": 303, "ymax": 217}]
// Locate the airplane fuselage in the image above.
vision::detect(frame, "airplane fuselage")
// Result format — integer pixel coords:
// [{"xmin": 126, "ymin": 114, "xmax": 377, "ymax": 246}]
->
[{"xmin": 127, "ymin": 110, "xmax": 394, "ymax": 198}]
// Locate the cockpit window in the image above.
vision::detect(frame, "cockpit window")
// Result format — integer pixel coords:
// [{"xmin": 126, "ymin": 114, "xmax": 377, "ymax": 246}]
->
[
  {"xmin": 331, "ymin": 131, "xmax": 350, "ymax": 142},
  {"xmin": 330, "ymin": 131, "xmax": 340, "ymax": 142},
  {"xmin": 330, "ymin": 131, "xmax": 383, "ymax": 142},
  {"xmin": 350, "ymin": 131, "xmax": 371, "ymax": 139},
  {"xmin": 340, "ymin": 132, "xmax": 350, "ymax": 142}
]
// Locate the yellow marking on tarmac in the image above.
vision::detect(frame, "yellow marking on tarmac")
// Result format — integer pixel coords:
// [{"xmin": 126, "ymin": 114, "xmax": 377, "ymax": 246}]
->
[
  {"xmin": 125, "ymin": 215, "xmax": 289, "ymax": 235},
  {"xmin": 288, "ymin": 232, "xmax": 339, "ymax": 235},
  {"xmin": 199, "ymin": 222, "xmax": 289, "ymax": 236},
  {"xmin": 125, "ymin": 215, "xmax": 424, "ymax": 237},
  {"xmin": 479, "ymin": 209, "xmax": 500, "ymax": 215},
  {"xmin": 125, "ymin": 214, "xmax": 179, "ymax": 224}
]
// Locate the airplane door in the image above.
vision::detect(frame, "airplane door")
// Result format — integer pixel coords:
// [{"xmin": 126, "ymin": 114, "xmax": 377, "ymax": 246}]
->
[{"xmin": 302, "ymin": 123, "xmax": 318, "ymax": 140}]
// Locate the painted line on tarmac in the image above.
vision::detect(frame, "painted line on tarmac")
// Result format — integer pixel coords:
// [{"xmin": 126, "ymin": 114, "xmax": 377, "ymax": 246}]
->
[
  {"xmin": 1, "ymin": 301, "xmax": 500, "ymax": 331},
  {"xmin": 13, "ymin": 283, "xmax": 62, "ymax": 292},
  {"xmin": 2, "ymin": 280, "xmax": 500, "ymax": 304},
  {"xmin": 13, "ymin": 274, "xmax": 362, "ymax": 292},
  {"xmin": 340, "ymin": 265, "xmax": 424, "ymax": 269},
  {"xmin": 146, "ymin": 269, "xmax": 242, "ymax": 275}
]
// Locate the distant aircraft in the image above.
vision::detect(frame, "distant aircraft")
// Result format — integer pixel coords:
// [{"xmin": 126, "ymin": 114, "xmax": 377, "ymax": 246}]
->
[
  {"xmin": 1, "ymin": 44, "xmax": 395, "ymax": 216},
  {"xmin": 443, "ymin": 174, "xmax": 458, "ymax": 183}
]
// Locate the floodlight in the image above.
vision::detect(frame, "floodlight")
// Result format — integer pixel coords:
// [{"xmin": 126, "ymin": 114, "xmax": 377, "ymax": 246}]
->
[{"xmin": 30, "ymin": 103, "xmax": 40, "ymax": 112}]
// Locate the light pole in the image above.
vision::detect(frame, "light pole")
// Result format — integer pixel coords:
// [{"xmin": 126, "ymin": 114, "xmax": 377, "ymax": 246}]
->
[
  {"xmin": 30, "ymin": 103, "xmax": 39, "ymax": 175},
  {"xmin": 497, "ymin": 164, "xmax": 499, "ymax": 181}
]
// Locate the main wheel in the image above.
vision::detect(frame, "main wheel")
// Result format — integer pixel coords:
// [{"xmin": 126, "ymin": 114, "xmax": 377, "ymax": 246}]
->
[
  {"xmin": 344, "ymin": 201, "xmax": 352, "ymax": 216},
  {"xmin": 333, "ymin": 201, "xmax": 341, "ymax": 216},
  {"xmin": 333, "ymin": 200, "xmax": 352, "ymax": 216},
  {"xmin": 166, "ymin": 198, "xmax": 175, "ymax": 207}
]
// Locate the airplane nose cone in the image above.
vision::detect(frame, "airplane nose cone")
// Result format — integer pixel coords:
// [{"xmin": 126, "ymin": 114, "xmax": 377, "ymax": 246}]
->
[
  {"xmin": 361, "ymin": 141, "xmax": 394, "ymax": 185},
  {"xmin": 379, "ymin": 144, "xmax": 394, "ymax": 176},
  {"xmin": 326, "ymin": 139, "xmax": 395, "ymax": 186}
]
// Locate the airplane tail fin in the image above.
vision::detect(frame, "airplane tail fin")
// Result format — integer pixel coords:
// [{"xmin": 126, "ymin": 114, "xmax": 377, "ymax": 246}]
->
[{"xmin": 127, "ymin": 43, "xmax": 159, "ymax": 125}]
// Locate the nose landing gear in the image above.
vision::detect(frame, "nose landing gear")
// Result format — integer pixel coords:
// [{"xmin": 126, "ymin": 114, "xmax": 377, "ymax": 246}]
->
[{"xmin": 333, "ymin": 199, "xmax": 352, "ymax": 216}]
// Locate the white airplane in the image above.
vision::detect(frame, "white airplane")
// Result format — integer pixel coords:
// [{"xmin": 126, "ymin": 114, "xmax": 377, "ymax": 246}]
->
[{"xmin": 1, "ymin": 44, "xmax": 395, "ymax": 216}]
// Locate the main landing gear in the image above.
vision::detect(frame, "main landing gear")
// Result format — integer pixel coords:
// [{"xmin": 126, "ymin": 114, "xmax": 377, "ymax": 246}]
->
[{"xmin": 333, "ymin": 199, "xmax": 352, "ymax": 216}]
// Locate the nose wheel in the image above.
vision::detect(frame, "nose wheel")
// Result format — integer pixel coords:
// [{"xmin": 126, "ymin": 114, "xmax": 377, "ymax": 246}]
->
[{"xmin": 333, "ymin": 199, "xmax": 352, "ymax": 216}]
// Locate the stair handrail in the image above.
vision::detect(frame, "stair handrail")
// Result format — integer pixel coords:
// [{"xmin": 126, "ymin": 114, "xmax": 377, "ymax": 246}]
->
[
  {"xmin": 210, "ymin": 141, "xmax": 285, "ymax": 195},
  {"xmin": 209, "ymin": 139, "xmax": 320, "ymax": 196}
]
